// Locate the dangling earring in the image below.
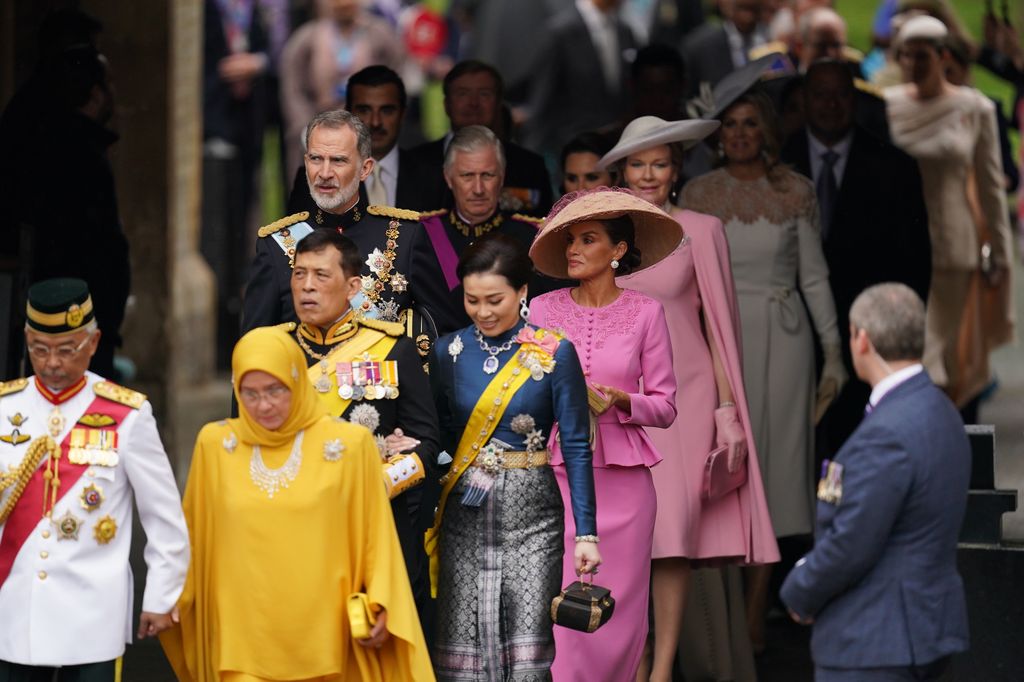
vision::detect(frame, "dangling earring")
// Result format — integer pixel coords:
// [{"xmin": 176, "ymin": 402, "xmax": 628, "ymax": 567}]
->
[
  {"xmin": 519, "ymin": 297, "xmax": 530, "ymax": 321},
  {"xmin": 611, "ymin": 259, "xmax": 620, "ymax": 270}
]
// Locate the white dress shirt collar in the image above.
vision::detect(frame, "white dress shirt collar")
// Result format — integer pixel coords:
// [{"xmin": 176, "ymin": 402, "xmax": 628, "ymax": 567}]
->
[
  {"xmin": 723, "ymin": 21, "xmax": 767, "ymax": 69},
  {"xmin": 869, "ymin": 363, "xmax": 924, "ymax": 408},
  {"xmin": 807, "ymin": 129, "xmax": 853, "ymax": 188},
  {"xmin": 374, "ymin": 144, "xmax": 400, "ymax": 207}
]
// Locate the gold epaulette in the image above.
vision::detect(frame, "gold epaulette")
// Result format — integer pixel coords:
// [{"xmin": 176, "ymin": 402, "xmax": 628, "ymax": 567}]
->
[
  {"xmin": 367, "ymin": 205, "xmax": 420, "ymax": 221},
  {"xmin": 257, "ymin": 212, "xmax": 310, "ymax": 238},
  {"xmin": 511, "ymin": 213, "xmax": 544, "ymax": 226},
  {"xmin": 854, "ymin": 78, "xmax": 882, "ymax": 99},
  {"xmin": 0, "ymin": 378, "xmax": 28, "ymax": 397},
  {"xmin": 418, "ymin": 208, "xmax": 448, "ymax": 219},
  {"xmin": 275, "ymin": 321, "xmax": 297, "ymax": 333},
  {"xmin": 359, "ymin": 317, "xmax": 405, "ymax": 337},
  {"xmin": 842, "ymin": 46, "xmax": 865, "ymax": 65},
  {"xmin": 94, "ymin": 381, "xmax": 146, "ymax": 409},
  {"xmin": 748, "ymin": 41, "xmax": 788, "ymax": 62}
]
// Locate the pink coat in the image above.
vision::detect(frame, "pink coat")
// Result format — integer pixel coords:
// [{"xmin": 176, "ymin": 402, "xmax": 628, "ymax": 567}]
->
[{"xmin": 530, "ymin": 288, "xmax": 677, "ymax": 468}]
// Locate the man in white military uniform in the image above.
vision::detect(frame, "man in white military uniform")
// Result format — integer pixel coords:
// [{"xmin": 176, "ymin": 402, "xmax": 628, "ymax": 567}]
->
[{"xmin": 0, "ymin": 278, "xmax": 189, "ymax": 681}]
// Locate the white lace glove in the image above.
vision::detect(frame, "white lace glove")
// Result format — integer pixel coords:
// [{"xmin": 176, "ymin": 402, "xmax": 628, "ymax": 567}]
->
[{"xmin": 815, "ymin": 343, "xmax": 848, "ymax": 424}]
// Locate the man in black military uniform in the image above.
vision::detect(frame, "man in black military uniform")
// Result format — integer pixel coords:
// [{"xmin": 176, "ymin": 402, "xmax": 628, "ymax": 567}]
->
[
  {"xmin": 417, "ymin": 125, "xmax": 565, "ymax": 324},
  {"xmin": 241, "ymin": 109, "xmax": 462, "ymax": 342},
  {"xmin": 281, "ymin": 229, "xmax": 440, "ymax": 641}
]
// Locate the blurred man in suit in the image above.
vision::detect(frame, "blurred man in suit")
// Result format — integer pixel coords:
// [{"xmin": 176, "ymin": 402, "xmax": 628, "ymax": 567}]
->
[
  {"xmin": 781, "ymin": 282, "xmax": 970, "ymax": 681},
  {"xmin": 681, "ymin": 0, "xmax": 767, "ymax": 97},
  {"xmin": 781, "ymin": 59, "xmax": 930, "ymax": 455},
  {"xmin": 409, "ymin": 60, "xmax": 553, "ymax": 216},
  {"xmin": 287, "ymin": 65, "xmax": 436, "ymax": 213}
]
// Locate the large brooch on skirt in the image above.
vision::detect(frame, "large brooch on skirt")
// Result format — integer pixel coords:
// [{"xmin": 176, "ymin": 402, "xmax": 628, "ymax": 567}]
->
[{"xmin": 514, "ymin": 326, "xmax": 558, "ymax": 381}]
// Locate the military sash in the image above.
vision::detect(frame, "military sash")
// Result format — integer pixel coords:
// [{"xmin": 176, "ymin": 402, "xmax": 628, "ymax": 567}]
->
[
  {"xmin": 424, "ymin": 347, "xmax": 537, "ymax": 597},
  {"xmin": 307, "ymin": 328, "xmax": 399, "ymax": 416},
  {"xmin": 0, "ymin": 394, "xmax": 133, "ymax": 587}
]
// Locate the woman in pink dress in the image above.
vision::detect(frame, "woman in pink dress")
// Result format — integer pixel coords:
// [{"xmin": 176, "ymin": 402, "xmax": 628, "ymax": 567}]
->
[
  {"xmin": 597, "ymin": 117, "xmax": 779, "ymax": 680},
  {"xmin": 528, "ymin": 188, "xmax": 681, "ymax": 680}
]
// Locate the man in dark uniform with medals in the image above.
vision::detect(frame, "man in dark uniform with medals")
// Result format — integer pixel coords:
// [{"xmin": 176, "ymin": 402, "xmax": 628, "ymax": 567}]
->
[
  {"xmin": 241, "ymin": 109, "xmax": 463, "ymax": 347},
  {"xmin": 282, "ymin": 229, "xmax": 440, "ymax": 642},
  {"xmin": 417, "ymin": 125, "xmax": 564, "ymax": 325}
]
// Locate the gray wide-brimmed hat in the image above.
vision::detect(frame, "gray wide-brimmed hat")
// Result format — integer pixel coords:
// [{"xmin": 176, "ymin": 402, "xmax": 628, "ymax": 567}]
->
[
  {"xmin": 529, "ymin": 187, "xmax": 682, "ymax": 279},
  {"xmin": 595, "ymin": 117, "xmax": 720, "ymax": 171},
  {"xmin": 687, "ymin": 52, "xmax": 794, "ymax": 121}
]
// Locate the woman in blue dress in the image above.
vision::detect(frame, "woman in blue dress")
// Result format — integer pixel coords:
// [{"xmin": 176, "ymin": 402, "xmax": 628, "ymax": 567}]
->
[{"xmin": 424, "ymin": 233, "xmax": 601, "ymax": 681}]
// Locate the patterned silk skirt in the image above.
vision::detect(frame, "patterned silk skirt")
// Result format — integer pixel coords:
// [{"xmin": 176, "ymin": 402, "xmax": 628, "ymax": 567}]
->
[{"xmin": 434, "ymin": 466, "xmax": 565, "ymax": 681}]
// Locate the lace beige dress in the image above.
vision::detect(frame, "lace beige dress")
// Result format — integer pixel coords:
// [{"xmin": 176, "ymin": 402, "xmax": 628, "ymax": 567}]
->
[{"xmin": 682, "ymin": 168, "xmax": 841, "ymax": 537}]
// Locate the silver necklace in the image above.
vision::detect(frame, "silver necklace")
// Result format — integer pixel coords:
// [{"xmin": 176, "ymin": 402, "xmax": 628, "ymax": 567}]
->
[
  {"xmin": 474, "ymin": 326, "xmax": 516, "ymax": 374},
  {"xmin": 250, "ymin": 430, "xmax": 304, "ymax": 498}
]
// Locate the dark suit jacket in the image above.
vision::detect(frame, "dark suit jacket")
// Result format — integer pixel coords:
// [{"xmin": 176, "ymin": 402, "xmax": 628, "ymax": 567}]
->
[
  {"xmin": 286, "ymin": 148, "xmax": 440, "ymax": 214},
  {"xmin": 681, "ymin": 23, "xmax": 734, "ymax": 98},
  {"xmin": 406, "ymin": 137, "xmax": 554, "ymax": 216},
  {"xmin": 782, "ymin": 126, "xmax": 930, "ymax": 451},
  {"xmin": 780, "ymin": 371, "xmax": 971, "ymax": 669},
  {"xmin": 524, "ymin": 5, "xmax": 637, "ymax": 156}
]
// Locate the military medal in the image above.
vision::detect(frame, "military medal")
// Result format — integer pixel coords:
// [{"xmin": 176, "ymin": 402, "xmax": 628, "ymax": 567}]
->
[
  {"xmin": 68, "ymin": 428, "xmax": 119, "ymax": 466},
  {"xmin": 337, "ymin": 362, "xmax": 355, "ymax": 400},
  {"xmin": 54, "ymin": 509, "xmax": 83, "ymax": 540},
  {"xmin": 314, "ymin": 359, "xmax": 332, "ymax": 394},
  {"xmin": 390, "ymin": 273, "xmax": 408, "ymax": 293},
  {"xmin": 323, "ymin": 438, "xmax": 344, "ymax": 462},
  {"xmin": 381, "ymin": 361, "xmax": 399, "ymax": 399},
  {"xmin": 80, "ymin": 483, "xmax": 105, "ymax": 512},
  {"xmin": 93, "ymin": 515, "xmax": 118, "ymax": 544}
]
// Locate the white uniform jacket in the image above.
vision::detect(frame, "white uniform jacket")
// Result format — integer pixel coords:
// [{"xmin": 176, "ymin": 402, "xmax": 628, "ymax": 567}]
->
[{"xmin": 0, "ymin": 371, "xmax": 189, "ymax": 666}]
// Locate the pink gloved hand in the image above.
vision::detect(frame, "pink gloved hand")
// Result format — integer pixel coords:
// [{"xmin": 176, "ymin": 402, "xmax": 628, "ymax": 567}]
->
[{"xmin": 714, "ymin": 405, "xmax": 748, "ymax": 473}]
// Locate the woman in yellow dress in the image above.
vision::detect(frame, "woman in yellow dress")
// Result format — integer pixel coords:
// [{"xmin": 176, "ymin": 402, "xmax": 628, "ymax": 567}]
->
[{"xmin": 160, "ymin": 326, "xmax": 433, "ymax": 681}]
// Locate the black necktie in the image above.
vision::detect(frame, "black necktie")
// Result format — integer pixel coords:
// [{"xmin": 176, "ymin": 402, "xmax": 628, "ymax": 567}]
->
[{"xmin": 817, "ymin": 150, "xmax": 839, "ymax": 240}]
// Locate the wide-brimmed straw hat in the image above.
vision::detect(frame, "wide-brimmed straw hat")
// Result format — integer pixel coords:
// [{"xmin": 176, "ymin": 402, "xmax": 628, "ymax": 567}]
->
[
  {"xmin": 687, "ymin": 52, "xmax": 794, "ymax": 121},
  {"xmin": 596, "ymin": 117, "xmax": 720, "ymax": 171},
  {"xmin": 529, "ymin": 187, "xmax": 682, "ymax": 279}
]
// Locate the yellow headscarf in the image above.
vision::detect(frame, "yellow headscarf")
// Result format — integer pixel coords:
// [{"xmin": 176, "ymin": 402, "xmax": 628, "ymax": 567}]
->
[{"xmin": 230, "ymin": 326, "xmax": 328, "ymax": 448}]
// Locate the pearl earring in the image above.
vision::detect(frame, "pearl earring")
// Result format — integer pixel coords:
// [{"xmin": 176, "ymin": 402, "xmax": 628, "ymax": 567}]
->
[{"xmin": 611, "ymin": 259, "xmax": 620, "ymax": 270}]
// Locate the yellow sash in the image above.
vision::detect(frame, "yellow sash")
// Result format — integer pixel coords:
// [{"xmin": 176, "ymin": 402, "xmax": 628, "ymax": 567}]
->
[
  {"xmin": 424, "ymin": 347, "xmax": 537, "ymax": 597},
  {"xmin": 307, "ymin": 329, "xmax": 399, "ymax": 415}
]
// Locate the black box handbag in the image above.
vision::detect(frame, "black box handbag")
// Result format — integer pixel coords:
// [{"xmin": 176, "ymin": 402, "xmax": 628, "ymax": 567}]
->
[{"xmin": 550, "ymin": 575, "xmax": 615, "ymax": 633}]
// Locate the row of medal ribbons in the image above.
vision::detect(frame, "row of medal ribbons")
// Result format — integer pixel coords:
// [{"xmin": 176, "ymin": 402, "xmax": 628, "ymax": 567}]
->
[
  {"xmin": 68, "ymin": 427, "xmax": 120, "ymax": 466},
  {"xmin": 336, "ymin": 360, "xmax": 400, "ymax": 401}
]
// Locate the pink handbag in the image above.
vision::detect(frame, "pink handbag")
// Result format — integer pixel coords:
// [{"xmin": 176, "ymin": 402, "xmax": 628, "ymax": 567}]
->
[{"xmin": 702, "ymin": 445, "xmax": 747, "ymax": 501}]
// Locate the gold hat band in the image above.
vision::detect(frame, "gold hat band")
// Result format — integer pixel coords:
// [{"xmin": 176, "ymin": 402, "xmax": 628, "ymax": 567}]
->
[{"xmin": 27, "ymin": 296, "xmax": 94, "ymax": 328}]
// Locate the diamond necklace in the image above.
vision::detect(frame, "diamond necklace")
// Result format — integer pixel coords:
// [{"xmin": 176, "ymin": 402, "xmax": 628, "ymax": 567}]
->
[
  {"xmin": 474, "ymin": 326, "xmax": 516, "ymax": 374},
  {"xmin": 250, "ymin": 430, "xmax": 304, "ymax": 498}
]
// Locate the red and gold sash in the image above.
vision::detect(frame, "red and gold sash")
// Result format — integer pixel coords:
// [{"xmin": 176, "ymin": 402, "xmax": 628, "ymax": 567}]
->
[{"xmin": 0, "ymin": 393, "xmax": 133, "ymax": 586}]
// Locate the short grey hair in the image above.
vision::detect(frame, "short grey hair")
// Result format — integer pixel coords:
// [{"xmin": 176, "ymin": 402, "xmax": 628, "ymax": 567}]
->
[
  {"xmin": 303, "ymin": 109, "xmax": 371, "ymax": 162},
  {"xmin": 849, "ymin": 283, "xmax": 925, "ymax": 361},
  {"xmin": 443, "ymin": 124, "xmax": 506, "ymax": 174}
]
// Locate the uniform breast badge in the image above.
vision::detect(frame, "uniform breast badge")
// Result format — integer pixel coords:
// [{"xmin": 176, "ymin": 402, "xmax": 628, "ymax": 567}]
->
[
  {"xmin": 47, "ymin": 406, "xmax": 66, "ymax": 438},
  {"xmin": 390, "ymin": 273, "xmax": 408, "ymax": 293},
  {"xmin": 323, "ymin": 438, "xmax": 344, "ymax": 462},
  {"xmin": 67, "ymin": 428, "xmax": 119, "ymax": 466},
  {"xmin": 80, "ymin": 483, "xmax": 105, "ymax": 512},
  {"xmin": 93, "ymin": 515, "xmax": 118, "ymax": 544},
  {"xmin": 816, "ymin": 460, "xmax": 844, "ymax": 505},
  {"xmin": 1, "ymin": 413, "xmax": 30, "ymax": 446},
  {"xmin": 348, "ymin": 404, "xmax": 381, "ymax": 433},
  {"xmin": 54, "ymin": 509, "xmax": 84, "ymax": 540}
]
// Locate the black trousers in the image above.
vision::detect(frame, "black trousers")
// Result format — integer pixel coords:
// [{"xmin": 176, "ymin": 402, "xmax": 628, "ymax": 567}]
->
[{"xmin": 0, "ymin": 660, "xmax": 115, "ymax": 682}]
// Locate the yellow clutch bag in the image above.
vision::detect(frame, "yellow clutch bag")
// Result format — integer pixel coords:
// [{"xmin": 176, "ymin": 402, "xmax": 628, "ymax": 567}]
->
[
  {"xmin": 347, "ymin": 592, "xmax": 378, "ymax": 639},
  {"xmin": 382, "ymin": 453, "xmax": 425, "ymax": 500},
  {"xmin": 586, "ymin": 385, "xmax": 611, "ymax": 414}
]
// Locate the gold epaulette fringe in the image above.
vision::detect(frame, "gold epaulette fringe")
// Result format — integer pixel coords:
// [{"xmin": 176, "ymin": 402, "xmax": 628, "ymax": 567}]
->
[
  {"xmin": 258, "ymin": 212, "xmax": 310, "ymax": 238},
  {"xmin": 367, "ymin": 205, "xmax": 421, "ymax": 221},
  {"xmin": 359, "ymin": 317, "xmax": 405, "ymax": 337},
  {"xmin": 511, "ymin": 213, "xmax": 544, "ymax": 226},
  {"xmin": 418, "ymin": 208, "xmax": 448, "ymax": 219},
  {"xmin": 0, "ymin": 378, "xmax": 28, "ymax": 397}
]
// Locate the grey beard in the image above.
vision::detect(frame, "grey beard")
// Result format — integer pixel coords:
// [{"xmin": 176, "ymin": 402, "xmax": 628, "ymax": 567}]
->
[{"xmin": 308, "ymin": 175, "xmax": 359, "ymax": 212}]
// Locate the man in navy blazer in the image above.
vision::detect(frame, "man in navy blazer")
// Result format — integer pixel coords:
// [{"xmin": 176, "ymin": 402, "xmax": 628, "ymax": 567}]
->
[{"xmin": 780, "ymin": 283, "xmax": 971, "ymax": 681}]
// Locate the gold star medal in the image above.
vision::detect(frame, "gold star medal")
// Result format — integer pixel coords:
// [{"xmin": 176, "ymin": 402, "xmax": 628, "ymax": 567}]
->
[
  {"xmin": 80, "ymin": 483, "xmax": 105, "ymax": 512},
  {"xmin": 93, "ymin": 515, "xmax": 118, "ymax": 545}
]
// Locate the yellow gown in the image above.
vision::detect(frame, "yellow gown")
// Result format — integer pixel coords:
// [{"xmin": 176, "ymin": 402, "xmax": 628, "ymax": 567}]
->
[{"xmin": 161, "ymin": 326, "xmax": 433, "ymax": 681}]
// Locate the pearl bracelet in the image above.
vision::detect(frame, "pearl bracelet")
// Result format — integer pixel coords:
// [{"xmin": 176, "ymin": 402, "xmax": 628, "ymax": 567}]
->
[
  {"xmin": 574, "ymin": 535, "xmax": 600, "ymax": 543},
  {"xmin": 718, "ymin": 401, "xmax": 736, "ymax": 408}
]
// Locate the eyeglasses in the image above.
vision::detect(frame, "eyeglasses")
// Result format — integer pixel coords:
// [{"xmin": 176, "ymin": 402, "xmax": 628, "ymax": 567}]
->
[
  {"xmin": 239, "ymin": 384, "xmax": 291, "ymax": 404},
  {"xmin": 27, "ymin": 333, "xmax": 94, "ymax": 361}
]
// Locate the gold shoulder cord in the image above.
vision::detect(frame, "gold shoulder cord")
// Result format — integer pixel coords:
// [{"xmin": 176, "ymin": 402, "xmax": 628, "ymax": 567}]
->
[{"xmin": 0, "ymin": 436, "xmax": 59, "ymax": 524}]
